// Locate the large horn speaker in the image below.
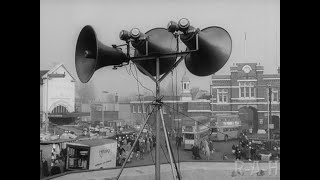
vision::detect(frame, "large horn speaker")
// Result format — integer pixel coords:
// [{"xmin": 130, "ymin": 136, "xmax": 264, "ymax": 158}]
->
[
  {"xmin": 75, "ymin": 25, "xmax": 129, "ymax": 83},
  {"xmin": 180, "ymin": 26, "xmax": 232, "ymax": 76},
  {"xmin": 131, "ymin": 28, "xmax": 178, "ymax": 76}
]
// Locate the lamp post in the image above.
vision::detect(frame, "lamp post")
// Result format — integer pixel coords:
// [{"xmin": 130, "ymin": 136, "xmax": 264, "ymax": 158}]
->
[
  {"xmin": 42, "ymin": 76, "xmax": 50, "ymax": 134},
  {"xmin": 102, "ymin": 91, "xmax": 109, "ymax": 127}
]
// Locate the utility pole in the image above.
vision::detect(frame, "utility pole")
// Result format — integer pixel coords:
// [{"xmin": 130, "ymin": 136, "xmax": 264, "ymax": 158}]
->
[
  {"xmin": 256, "ymin": 84, "xmax": 279, "ymax": 140},
  {"xmin": 268, "ymin": 85, "xmax": 272, "ymax": 140}
]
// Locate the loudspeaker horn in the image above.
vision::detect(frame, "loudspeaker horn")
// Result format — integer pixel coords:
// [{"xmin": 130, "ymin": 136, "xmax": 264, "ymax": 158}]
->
[
  {"xmin": 180, "ymin": 26, "xmax": 232, "ymax": 76},
  {"xmin": 75, "ymin": 25, "xmax": 129, "ymax": 83},
  {"xmin": 131, "ymin": 28, "xmax": 178, "ymax": 76}
]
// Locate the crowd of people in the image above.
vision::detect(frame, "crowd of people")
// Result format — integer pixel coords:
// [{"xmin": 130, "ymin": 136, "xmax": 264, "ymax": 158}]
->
[
  {"xmin": 231, "ymin": 133, "xmax": 257, "ymax": 161},
  {"xmin": 231, "ymin": 132, "xmax": 280, "ymax": 161},
  {"xmin": 116, "ymin": 132, "xmax": 156, "ymax": 166},
  {"xmin": 191, "ymin": 139, "xmax": 215, "ymax": 160}
]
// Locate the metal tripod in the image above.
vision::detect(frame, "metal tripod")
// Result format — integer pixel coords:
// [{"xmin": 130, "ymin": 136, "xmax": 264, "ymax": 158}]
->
[{"xmin": 115, "ymin": 57, "xmax": 183, "ymax": 180}]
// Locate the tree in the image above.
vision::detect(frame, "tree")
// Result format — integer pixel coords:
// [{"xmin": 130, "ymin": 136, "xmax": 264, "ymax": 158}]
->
[{"xmin": 190, "ymin": 87, "xmax": 200, "ymax": 100}]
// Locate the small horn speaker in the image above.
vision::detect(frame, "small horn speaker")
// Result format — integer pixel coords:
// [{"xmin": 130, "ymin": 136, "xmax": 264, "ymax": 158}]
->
[
  {"xmin": 75, "ymin": 25, "xmax": 129, "ymax": 83},
  {"xmin": 180, "ymin": 26, "xmax": 232, "ymax": 76},
  {"xmin": 131, "ymin": 28, "xmax": 178, "ymax": 76}
]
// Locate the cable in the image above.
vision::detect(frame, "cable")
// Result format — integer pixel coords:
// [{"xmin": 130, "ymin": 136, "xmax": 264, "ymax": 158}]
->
[
  {"xmin": 160, "ymin": 144, "xmax": 170, "ymax": 164},
  {"xmin": 129, "ymin": 63, "xmax": 155, "ymax": 97},
  {"xmin": 162, "ymin": 103, "xmax": 228, "ymax": 136},
  {"xmin": 125, "ymin": 65, "xmax": 131, "ymax": 75},
  {"xmin": 175, "ymin": 37, "xmax": 182, "ymax": 174}
]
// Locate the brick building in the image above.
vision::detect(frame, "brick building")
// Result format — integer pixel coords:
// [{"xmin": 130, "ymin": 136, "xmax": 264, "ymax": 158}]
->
[
  {"xmin": 130, "ymin": 75, "xmax": 211, "ymax": 133},
  {"xmin": 210, "ymin": 63, "xmax": 280, "ymax": 133}
]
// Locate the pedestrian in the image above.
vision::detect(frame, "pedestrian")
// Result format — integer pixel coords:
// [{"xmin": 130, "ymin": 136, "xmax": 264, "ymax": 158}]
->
[
  {"xmin": 179, "ymin": 136, "xmax": 183, "ymax": 147},
  {"xmin": 204, "ymin": 140, "xmax": 211, "ymax": 160},
  {"xmin": 209, "ymin": 140, "xmax": 215, "ymax": 154},
  {"xmin": 235, "ymin": 145, "xmax": 241, "ymax": 160},
  {"xmin": 232, "ymin": 144, "xmax": 236, "ymax": 154},
  {"xmin": 176, "ymin": 136, "xmax": 179, "ymax": 146},
  {"xmin": 191, "ymin": 144, "xmax": 201, "ymax": 160},
  {"xmin": 135, "ymin": 139, "xmax": 141, "ymax": 160},
  {"xmin": 149, "ymin": 137, "xmax": 153, "ymax": 152},
  {"xmin": 146, "ymin": 139, "xmax": 151, "ymax": 152},
  {"xmin": 41, "ymin": 158, "xmax": 49, "ymax": 177},
  {"xmin": 152, "ymin": 135, "xmax": 156, "ymax": 147},
  {"xmin": 50, "ymin": 160, "xmax": 61, "ymax": 176}
]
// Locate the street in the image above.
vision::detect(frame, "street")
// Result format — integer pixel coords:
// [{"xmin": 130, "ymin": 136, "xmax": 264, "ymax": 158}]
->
[{"xmin": 122, "ymin": 133, "xmax": 238, "ymax": 168}]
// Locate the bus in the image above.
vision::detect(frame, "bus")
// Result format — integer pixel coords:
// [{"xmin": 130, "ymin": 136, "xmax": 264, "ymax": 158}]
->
[
  {"xmin": 181, "ymin": 116, "xmax": 211, "ymax": 150},
  {"xmin": 209, "ymin": 114, "xmax": 241, "ymax": 141}
]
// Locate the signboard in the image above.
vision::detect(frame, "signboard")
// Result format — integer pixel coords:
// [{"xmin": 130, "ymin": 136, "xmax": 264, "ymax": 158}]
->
[
  {"xmin": 221, "ymin": 121, "xmax": 240, "ymax": 126},
  {"xmin": 269, "ymin": 124, "xmax": 274, "ymax": 129},
  {"xmin": 89, "ymin": 142, "xmax": 117, "ymax": 169},
  {"xmin": 182, "ymin": 126, "xmax": 194, "ymax": 133}
]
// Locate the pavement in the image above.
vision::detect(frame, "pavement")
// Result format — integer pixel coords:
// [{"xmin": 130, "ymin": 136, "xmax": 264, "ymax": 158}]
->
[{"xmin": 50, "ymin": 162, "xmax": 280, "ymax": 180}]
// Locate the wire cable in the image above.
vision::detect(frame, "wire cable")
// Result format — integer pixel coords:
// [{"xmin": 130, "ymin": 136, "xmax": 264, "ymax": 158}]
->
[
  {"xmin": 160, "ymin": 144, "xmax": 170, "ymax": 164},
  {"xmin": 129, "ymin": 63, "xmax": 155, "ymax": 97},
  {"xmin": 162, "ymin": 103, "xmax": 228, "ymax": 136}
]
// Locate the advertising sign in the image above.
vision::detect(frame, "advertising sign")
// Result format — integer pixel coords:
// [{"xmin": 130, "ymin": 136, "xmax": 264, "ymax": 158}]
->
[{"xmin": 89, "ymin": 142, "xmax": 117, "ymax": 169}]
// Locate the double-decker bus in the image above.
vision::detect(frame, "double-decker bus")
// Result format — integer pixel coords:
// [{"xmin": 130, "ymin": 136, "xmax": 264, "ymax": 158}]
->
[
  {"xmin": 209, "ymin": 114, "xmax": 241, "ymax": 141},
  {"xmin": 181, "ymin": 116, "xmax": 211, "ymax": 150}
]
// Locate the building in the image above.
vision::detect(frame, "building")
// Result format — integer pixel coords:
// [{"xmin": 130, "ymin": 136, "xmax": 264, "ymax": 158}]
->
[
  {"xmin": 210, "ymin": 63, "xmax": 280, "ymax": 133},
  {"xmin": 40, "ymin": 63, "xmax": 76, "ymax": 128},
  {"xmin": 130, "ymin": 74, "xmax": 211, "ymax": 133},
  {"xmin": 89, "ymin": 94, "xmax": 130, "ymax": 128}
]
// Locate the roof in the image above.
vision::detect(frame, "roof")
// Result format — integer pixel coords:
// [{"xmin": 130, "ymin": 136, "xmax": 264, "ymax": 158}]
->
[
  {"xmin": 135, "ymin": 96, "xmax": 180, "ymax": 102},
  {"xmin": 181, "ymin": 116, "xmax": 210, "ymax": 126},
  {"xmin": 67, "ymin": 138, "xmax": 117, "ymax": 147},
  {"xmin": 40, "ymin": 63, "xmax": 76, "ymax": 85},
  {"xmin": 263, "ymin": 74, "xmax": 280, "ymax": 78},
  {"xmin": 211, "ymin": 75, "xmax": 231, "ymax": 79},
  {"xmin": 40, "ymin": 138, "xmax": 78, "ymax": 144},
  {"xmin": 40, "ymin": 70, "xmax": 49, "ymax": 84},
  {"xmin": 181, "ymin": 75, "xmax": 190, "ymax": 82},
  {"xmin": 55, "ymin": 125, "xmax": 83, "ymax": 135},
  {"xmin": 47, "ymin": 63, "xmax": 76, "ymax": 81}
]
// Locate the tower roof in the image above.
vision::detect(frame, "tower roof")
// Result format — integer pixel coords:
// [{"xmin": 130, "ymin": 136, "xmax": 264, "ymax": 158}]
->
[{"xmin": 181, "ymin": 75, "xmax": 190, "ymax": 82}]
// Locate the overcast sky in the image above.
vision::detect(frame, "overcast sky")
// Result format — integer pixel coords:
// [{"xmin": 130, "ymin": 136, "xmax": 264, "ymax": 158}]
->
[{"xmin": 40, "ymin": 0, "xmax": 280, "ymax": 98}]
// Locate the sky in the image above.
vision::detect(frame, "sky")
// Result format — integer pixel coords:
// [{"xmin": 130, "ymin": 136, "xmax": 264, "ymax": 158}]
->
[{"xmin": 40, "ymin": 0, "xmax": 280, "ymax": 98}]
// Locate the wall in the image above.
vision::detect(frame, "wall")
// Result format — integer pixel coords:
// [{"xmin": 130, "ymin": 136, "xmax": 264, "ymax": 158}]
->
[
  {"xmin": 119, "ymin": 103, "xmax": 132, "ymax": 125},
  {"xmin": 40, "ymin": 84, "xmax": 43, "ymax": 112},
  {"xmin": 210, "ymin": 63, "xmax": 280, "ymax": 130},
  {"xmin": 47, "ymin": 66, "xmax": 75, "ymax": 113}
]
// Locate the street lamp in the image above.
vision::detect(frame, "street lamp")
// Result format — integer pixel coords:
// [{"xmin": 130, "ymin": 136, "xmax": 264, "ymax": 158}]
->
[
  {"xmin": 42, "ymin": 76, "xmax": 50, "ymax": 134},
  {"xmin": 101, "ymin": 91, "xmax": 109, "ymax": 127}
]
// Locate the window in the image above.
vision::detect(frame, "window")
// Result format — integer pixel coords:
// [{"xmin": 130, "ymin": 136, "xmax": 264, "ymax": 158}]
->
[
  {"xmin": 162, "ymin": 107, "xmax": 167, "ymax": 114},
  {"xmin": 183, "ymin": 83, "xmax": 186, "ymax": 90},
  {"xmin": 145, "ymin": 104, "xmax": 149, "ymax": 114},
  {"xmin": 239, "ymin": 82, "xmax": 256, "ymax": 98},
  {"xmin": 52, "ymin": 105, "xmax": 68, "ymax": 114},
  {"xmin": 217, "ymin": 89, "xmax": 228, "ymax": 103},
  {"xmin": 184, "ymin": 134, "xmax": 194, "ymax": 139},
  {"xmin": 132, "ymin": 105, "xmax": 136, "ymax": 113},
  {"xmin": 272, "ymin": 88, "xmax": 279, "ymax": 102},
  {"xmin": 137, "ymin": 105, "xmax": 141, "ymax": 113}
]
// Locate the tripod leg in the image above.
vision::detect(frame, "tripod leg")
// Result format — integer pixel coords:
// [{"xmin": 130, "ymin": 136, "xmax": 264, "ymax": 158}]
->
[
  {"xmin": 115, "ymin": 107, "xmax": 155, "ymax": 180},
  {"xmin": 159, "ymin": 107, "xmax": 179, "ymax": 180}
]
